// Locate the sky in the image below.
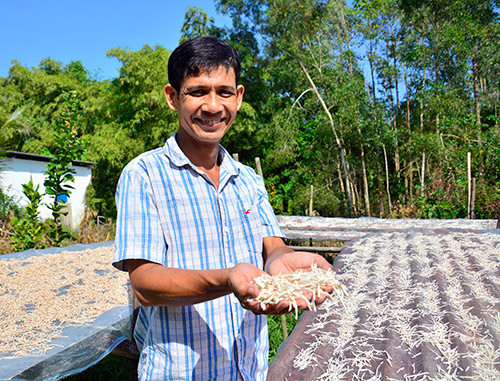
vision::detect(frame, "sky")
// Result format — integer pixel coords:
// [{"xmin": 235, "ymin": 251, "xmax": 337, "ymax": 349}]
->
[{"xmin": 0, "ymin": 0, "xmax": 231, "ymax": 80}]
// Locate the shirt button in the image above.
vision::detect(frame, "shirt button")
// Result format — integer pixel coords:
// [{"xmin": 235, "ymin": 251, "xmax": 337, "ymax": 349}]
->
[{"xmin": 223, "ymin": 227, "xmax": 229, "ymax": 233}]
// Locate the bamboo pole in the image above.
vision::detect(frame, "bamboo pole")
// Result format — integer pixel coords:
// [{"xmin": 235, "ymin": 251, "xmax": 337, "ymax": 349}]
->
[
  {"xmin": 470, "ymin": 178, "xmax": 476, "ymax": 219},
  {"xmin": 409, "ymin": 162, "xmax": 414, "ymax": 200},
  {"xmin": 308, "ymin": 185, "xmax": 314, "ymax": 217},
  {"xmin": 308, "ymin": 185, "xmax": 314, "ymax": 247},
  {"xmin": 256, "ymin": 155, "xmax": 288, "ymax": 339},
  {"xmin": 255, "ymin": 157, "xmax": 263, "ymax": 177},
  {"xmin": 421, "ymin": 151, "xmax": 426, "ymax": 198},
  {"xmin": 468, "ymin": 152, "xmax": 471, "ymax": 218},
  {"xmin": 383, "ymin": 145, "xmax": 392, "ymax": 214}
]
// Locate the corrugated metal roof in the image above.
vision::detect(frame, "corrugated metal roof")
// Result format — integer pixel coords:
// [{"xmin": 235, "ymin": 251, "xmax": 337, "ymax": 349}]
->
[
  {"xmin": 3, "ymin": 150, "xmax": 96, "ymax": 169},
  {"xmin": 268, "ymin": 229, "xmax": 500, "ymax": 380}
]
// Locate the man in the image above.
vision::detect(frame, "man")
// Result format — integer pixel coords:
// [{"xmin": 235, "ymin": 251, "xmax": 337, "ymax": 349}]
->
[{"xmin": 113, "ymin": 37, "xmax": 334, "ymax": 380}]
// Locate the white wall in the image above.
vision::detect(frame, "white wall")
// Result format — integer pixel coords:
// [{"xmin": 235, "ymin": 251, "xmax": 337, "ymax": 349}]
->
[{"xmin": 0, "ymin": 156, "xmax": 93, "ymax": 229}]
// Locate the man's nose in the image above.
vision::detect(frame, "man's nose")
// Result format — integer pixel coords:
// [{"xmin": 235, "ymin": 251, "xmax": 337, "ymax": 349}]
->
[{"xmin": 201, "ymin": 92, "xmax": 223, "ymax": 113}]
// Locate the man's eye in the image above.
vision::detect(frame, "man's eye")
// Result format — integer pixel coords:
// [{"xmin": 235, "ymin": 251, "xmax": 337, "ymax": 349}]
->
[
  {"xmin": 219, "ymin": 90, "xmax": 234, "ymax": 97},
  {"xmin": 189, "ymin": 90, "xmax": 206, "ymax": 97}
]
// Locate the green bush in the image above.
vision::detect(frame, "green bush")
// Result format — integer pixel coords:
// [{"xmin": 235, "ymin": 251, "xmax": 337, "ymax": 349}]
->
[
  {"xmin": 10, "ymin": 178, "xmax": 47, "ymax": 251},
  {"xmin": 267, "ymin": 313, "xmax": 301, "ymax": 362},
  {"xmin": 0, "ymin": 188, "xmax": 23, "ymax": 220}
]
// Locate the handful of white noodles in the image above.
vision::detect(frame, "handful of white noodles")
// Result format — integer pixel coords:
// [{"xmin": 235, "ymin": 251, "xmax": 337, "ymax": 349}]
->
[{"xmin": 250, "ymin": 264, "xmax": 348, "ymax": 318}]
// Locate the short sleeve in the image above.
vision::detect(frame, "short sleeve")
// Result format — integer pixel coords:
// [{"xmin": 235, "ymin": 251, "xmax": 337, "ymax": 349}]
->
[
  {"xmin": 255, "ymin": 175, "xmax": 284, "ymax": 239},
  {"xmin": 113, "ymin": 164, "xmax": 167, "ymax": 271}
]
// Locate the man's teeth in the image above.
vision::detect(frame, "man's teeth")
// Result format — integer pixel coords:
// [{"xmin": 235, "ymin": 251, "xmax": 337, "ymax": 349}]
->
[{"xmin": 201, "ymin": 119, "xmax": 219, "ymax": 125}]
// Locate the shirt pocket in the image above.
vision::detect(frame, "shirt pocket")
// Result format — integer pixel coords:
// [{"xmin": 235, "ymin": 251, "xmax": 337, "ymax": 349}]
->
[{"xmin": 231, "ymin": 202, "xmax": 264, "ymax": 266}]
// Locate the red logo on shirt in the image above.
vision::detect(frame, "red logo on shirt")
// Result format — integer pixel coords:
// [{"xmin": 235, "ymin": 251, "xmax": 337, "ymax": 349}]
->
[{"xmin": 243, "ymin": 209, "xmax": 251, "ymax": 214}]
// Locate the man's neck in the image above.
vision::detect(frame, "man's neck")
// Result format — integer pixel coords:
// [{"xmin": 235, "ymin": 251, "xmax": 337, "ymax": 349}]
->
[{"xmin": 175, "ymin": 133, "xmax": 222, "ymax": 188}]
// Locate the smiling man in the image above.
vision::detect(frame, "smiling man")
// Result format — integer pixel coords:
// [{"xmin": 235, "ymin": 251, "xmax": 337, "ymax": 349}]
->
[{"xmin": 113, "ymin": 37, "xmax": 333, "ymax": 381}]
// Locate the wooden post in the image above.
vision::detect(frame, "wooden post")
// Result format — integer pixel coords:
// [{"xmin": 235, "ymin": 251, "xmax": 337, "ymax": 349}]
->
[
  {"xmin": 409, "ymin": 162, "xmax": 413, "ymax": 200},
  {"xmin": 280, "ymin": 316, "xmax": 289, "ymax": 341},
  {"xmin": 255, "ymin": 157, "xmax": 263, "ymax": 177},
  {"xmin": 467, "ymin": 152, "xmax": 471, "ymax": 218},
  {"xmin": 470, "ymin": 178, "xmax": 476, "ymax": 219},
  {"xmin": 383, "ymin": 145, "xmax": 392, "ymax": 214},
  {"xmin": 308, "ymin": 185, "xmax": 314, "ymax": 217},
  {"xmin": 308, "ymin": 185, "xmax": 314, "ymax": 247},
  {"xmin": 255, "ymin": 155, "xmax": 288, "ymax": 339},
  {"xmin": 420, "ymin": 151, "xmax": 426, "ymax": 198}
]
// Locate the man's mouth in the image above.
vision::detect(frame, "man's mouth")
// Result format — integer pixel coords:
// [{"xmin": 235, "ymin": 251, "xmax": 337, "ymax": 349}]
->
[{"xmin": 198, "ymin": 118, "xmax": 224, "ymax": 126}]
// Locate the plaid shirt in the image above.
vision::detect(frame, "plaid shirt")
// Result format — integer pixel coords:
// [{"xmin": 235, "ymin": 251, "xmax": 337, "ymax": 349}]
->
[{"xmin": 113, "ymin": 133, "xmax": 283, "ymax": 380}]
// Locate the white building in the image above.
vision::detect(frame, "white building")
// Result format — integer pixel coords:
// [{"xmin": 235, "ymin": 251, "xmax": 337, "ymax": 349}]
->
[{"xmin": 0, "ymin": 151, "xmax": 95, "ymax": 229}]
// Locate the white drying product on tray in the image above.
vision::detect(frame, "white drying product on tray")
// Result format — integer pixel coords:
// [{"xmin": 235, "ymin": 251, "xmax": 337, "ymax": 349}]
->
[{"xmin": 251, "ymin": 264, "xmax": 348, "ymax": 318}]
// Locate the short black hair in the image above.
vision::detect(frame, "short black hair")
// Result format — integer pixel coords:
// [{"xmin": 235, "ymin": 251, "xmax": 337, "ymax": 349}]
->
[{"xmin": 168, "ymin": 37, "xmax": 241, "ymax": 93}]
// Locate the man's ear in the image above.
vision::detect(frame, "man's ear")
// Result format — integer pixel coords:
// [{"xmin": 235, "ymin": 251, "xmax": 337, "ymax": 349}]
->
[
  {"xmin": 236, "ymin": 84, "xmax": 245, "ymax": 111},
  {"xmin": 164, "ymin": 84, "xmax": 178, "ymax": 111}
]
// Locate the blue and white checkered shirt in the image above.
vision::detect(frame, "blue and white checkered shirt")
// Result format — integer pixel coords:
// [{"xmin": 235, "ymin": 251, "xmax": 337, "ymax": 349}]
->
[{"xmin": 113, "ymin": 133, "xmax": 283, "ymax": 380}]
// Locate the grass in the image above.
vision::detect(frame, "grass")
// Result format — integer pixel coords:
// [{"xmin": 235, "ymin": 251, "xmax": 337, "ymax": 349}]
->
[
  {"xmin": 64, "ymin": 354, "xmax": 132, "ymax": 381},
  {"xmin": 268, "ymin": 313, "xmax": 302, "ymax": 361}
]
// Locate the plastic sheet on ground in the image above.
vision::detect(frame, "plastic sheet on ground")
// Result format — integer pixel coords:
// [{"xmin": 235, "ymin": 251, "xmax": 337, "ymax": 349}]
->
[
  {"xmin": 0, "ymin": 242, "xmax": 133, "ymax": 381},
  {"xmin": 277, "ymin": 215, "xmax": 497, "ymax": 240},
  {"xmin": 268, "ymin": 228, "xmax": 500, "ymax": 380}
]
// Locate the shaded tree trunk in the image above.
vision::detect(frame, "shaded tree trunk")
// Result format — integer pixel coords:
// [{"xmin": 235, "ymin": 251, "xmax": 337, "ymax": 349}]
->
[
  {"xmin": 472, "ymin": 52, "xmax": 481, "ymax": 126},
  {"xmin": 296, "ymin": 58, "xmax": 353, "ymax": 215},
  {"xmin": 383, "ymin": 145, "xmax": 393, "ymax": 214}
]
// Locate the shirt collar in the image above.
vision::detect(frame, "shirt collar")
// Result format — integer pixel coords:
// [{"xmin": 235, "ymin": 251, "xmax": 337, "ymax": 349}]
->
[{"xmin": 163, "ymin": 132, "xmax": 240, "ymax": 178}]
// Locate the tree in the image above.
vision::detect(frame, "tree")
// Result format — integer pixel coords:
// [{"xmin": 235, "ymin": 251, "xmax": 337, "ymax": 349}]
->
[
  {"xmin": 43, "ymin": 92, "xmax": 85, "ymax": 246},
  {"xmin": 218, "ymin": 0, "xmax": 372, "ymax": 215},
  {"xmin": 180, "ymin": 6, "xmax": 224, "ymax": 44}
]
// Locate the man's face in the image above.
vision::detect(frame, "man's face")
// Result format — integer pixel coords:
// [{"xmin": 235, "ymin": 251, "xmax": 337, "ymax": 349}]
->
[{"xmin": 164, "ymin": 66, "xmax": 244, "ymax": 147}]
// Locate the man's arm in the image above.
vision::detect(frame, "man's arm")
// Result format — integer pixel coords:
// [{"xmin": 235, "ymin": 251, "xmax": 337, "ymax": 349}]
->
[
  {"xmin": 127, "ymin": 238, "xmax": 334, "ymax": 313},
  {"xmin": 127, "ymin": 259, "xmax": 266, "ymax": 307}
]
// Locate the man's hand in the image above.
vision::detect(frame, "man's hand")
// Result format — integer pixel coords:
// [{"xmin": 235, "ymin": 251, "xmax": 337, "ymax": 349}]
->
[
  {"xmin": 267, "ymin": 251, "xmax": 335, "ymax": 309},
  {"xmin": 262, "ymin": 237, "xmax": 335, "ymax": 311},
  {"xmin": 228, "ymin": 263, "xmax": 295, "ymax": 315}
]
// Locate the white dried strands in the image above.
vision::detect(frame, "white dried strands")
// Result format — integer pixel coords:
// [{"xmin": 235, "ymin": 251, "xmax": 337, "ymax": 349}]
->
[
  {"xmin": 316, "ymin": 356, "xmax": 350, "ymax": 381},
  {"xmin": 282, "ymin": 231, "xmax": 500, "ymax": 381},
  {"xmin": 0, "ymin": 246, "xmax": 130, "ymax": 358},
  {"xmin": 251, "ymin": 264, "xmax": 348, "ymax": 319},
  {"xmin": 293, "ymin": 339, "xmax": 322, "ymax": 370}
]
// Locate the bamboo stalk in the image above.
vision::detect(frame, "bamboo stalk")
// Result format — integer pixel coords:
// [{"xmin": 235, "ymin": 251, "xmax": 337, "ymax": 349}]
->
[
  {"xmin": 383, "ymin": 145, "xmax": 392, "ymax": 214},
  {"xmin": 421, "ymin": 151, "xmax": 426, "ymax": 198},
  {"xmin": 468, "ymin": 152, "xmax": 471, "ymax": 218},
  {"xmin": 280, "ymin": 315, "xmax": 289, "ymax": 341},
  {"xmin": 255, "ymin": 154, "xmax": 289, "ymax": 339},
  {"xmin": 254, "ymin": 155, "xmax": 289, "ymax": 338},
  {"xmin": 409, "ymin": 162, "xmax": 414, "ymax": 200},
  {"xmin": 255, "ymin": 157, "xmax": 263, "ymax": 177},
  {"xmin": 308, "ymin": 185, "xmax": 314, "ymax": 217},
  {"xmin": 470, "ymin": 178, "xmax": 476, "ymax": 219}
]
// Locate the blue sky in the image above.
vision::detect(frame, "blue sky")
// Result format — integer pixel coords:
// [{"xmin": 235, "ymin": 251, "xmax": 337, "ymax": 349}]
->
[{"xmin": 0, "ymin": 0, "xmax": 231, "ymax": 80}]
